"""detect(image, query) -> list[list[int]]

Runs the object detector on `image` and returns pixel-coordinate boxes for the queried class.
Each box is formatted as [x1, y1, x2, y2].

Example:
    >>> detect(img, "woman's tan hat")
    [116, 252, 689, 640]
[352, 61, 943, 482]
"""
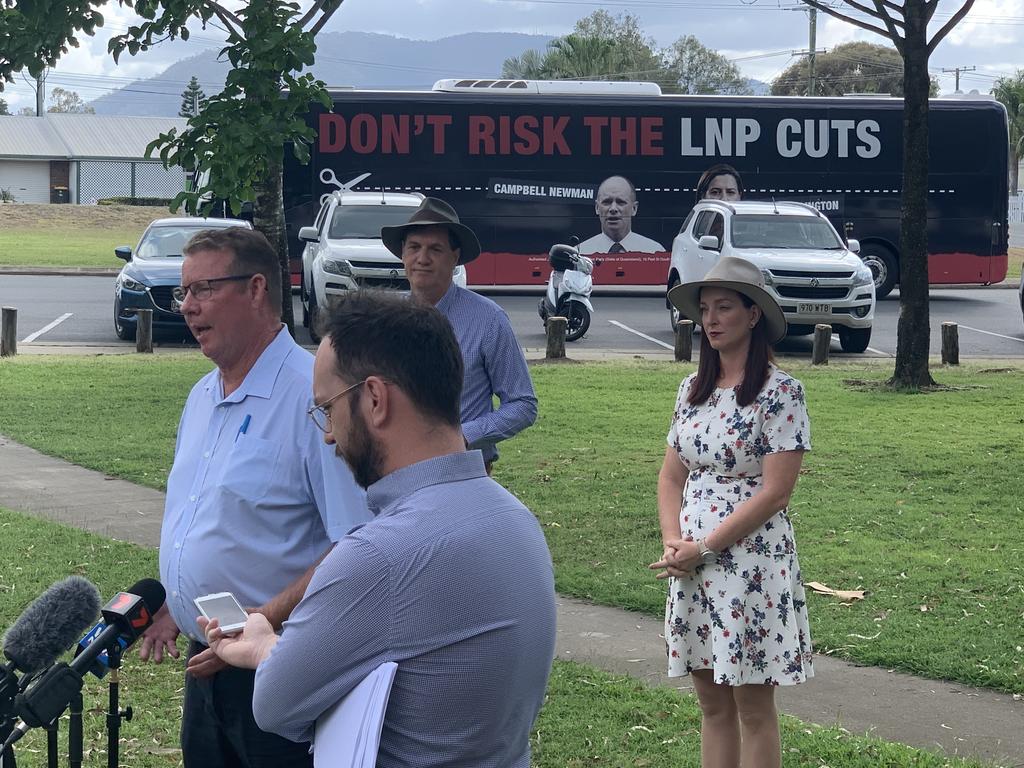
[381, 197, 481, 265]
[667, 256, 787, 343]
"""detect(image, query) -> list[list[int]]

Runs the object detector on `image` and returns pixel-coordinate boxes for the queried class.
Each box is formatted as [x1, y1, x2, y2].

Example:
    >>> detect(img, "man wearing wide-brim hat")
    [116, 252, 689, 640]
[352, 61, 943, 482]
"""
[382, 197, 537, 473]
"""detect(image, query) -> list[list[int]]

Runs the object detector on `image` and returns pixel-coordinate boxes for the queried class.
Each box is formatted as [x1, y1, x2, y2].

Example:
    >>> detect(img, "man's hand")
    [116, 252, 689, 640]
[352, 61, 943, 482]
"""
[137, 603, 181, 663]
[196, 613, 278, 671]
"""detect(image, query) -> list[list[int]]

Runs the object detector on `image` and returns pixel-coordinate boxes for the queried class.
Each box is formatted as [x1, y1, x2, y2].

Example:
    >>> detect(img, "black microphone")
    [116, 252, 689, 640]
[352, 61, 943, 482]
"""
[1, 577, 101, 718]
[3, 579, 165, 749]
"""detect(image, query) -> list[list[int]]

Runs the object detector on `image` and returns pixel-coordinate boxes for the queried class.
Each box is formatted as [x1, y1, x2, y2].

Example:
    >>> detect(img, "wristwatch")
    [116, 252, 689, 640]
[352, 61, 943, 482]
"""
[695, 538, 717, 567]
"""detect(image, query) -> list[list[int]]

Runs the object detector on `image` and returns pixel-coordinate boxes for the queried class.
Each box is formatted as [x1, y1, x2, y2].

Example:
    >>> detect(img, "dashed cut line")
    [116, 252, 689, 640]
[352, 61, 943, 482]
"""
[608, 320, 673, 350]
[957, 324, 1024, 344]
[21, 313, 74, 343]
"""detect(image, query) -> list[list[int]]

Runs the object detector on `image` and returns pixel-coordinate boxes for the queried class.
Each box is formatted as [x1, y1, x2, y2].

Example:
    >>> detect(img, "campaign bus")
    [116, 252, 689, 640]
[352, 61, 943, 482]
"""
[281, 80, 1009, 298]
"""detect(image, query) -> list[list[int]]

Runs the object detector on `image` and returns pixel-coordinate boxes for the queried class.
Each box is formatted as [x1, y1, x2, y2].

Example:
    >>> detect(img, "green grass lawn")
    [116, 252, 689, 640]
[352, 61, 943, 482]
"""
[1008, 248, 1023, 281]
[0, 229, 144, 268]
[0, 356, 1022, 697]
[0, 507, 994, 768]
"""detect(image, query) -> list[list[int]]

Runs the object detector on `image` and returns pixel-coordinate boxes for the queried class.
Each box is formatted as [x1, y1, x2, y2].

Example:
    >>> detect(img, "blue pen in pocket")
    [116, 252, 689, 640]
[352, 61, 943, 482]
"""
[236, 414, 251, 443]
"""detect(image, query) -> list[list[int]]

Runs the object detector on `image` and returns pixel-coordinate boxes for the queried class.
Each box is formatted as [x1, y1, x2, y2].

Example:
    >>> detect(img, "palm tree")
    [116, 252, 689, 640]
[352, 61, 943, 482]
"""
[992, 71, 1024, 194]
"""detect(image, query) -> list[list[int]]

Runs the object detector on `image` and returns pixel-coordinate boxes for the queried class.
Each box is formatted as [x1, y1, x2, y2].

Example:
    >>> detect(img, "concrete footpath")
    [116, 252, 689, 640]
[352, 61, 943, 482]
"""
[1, 434, 1022, 766]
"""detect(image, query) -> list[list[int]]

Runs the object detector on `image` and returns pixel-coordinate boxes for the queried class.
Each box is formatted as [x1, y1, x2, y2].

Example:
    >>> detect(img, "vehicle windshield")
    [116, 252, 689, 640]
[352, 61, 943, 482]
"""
[328, 205, 419, 240]
[731, 215, 843, 249]
[136, 226, 218, 259]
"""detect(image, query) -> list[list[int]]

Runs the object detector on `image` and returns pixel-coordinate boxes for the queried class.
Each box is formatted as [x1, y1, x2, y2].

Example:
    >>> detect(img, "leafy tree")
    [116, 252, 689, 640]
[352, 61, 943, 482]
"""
[107, 0, 348, 332]
[992, 70, 1024, 194]
[799, 0, 977, 390]
[0, 97, 8, 115]
[664, 35, 751, 95]
[16, 106, 34, 115]
[0, 0, 103, 83]
[46, 86, 94, 113]
[178, 75, 207, 118]
[501, 12, 750, 95]
[771, 41, 937, 97]
[502, 11, 668, 83]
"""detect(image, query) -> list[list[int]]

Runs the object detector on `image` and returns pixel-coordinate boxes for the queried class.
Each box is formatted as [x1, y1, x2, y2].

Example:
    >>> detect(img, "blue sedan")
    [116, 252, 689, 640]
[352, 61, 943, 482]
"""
[113, 217, 251, 340]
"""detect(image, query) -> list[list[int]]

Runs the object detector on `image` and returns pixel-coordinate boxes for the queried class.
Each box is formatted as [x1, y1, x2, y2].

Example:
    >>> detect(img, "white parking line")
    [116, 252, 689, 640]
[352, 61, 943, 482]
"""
[958, 324, 1024, 344]
[608, 320, 674, 350]
[21, 313, 74, 344]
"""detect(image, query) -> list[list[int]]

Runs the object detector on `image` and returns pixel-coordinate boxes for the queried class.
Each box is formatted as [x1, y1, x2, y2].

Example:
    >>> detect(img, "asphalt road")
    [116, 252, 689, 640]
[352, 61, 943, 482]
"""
[2, 274, 1022, 358]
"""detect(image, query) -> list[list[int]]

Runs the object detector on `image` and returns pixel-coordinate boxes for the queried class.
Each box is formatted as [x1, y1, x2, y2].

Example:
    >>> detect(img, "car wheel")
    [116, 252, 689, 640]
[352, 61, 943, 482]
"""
[308, 287, 322, 344]
[667, 275, 681, 332]
[114, 302, 135, 341]
[860, 244, 898, 299]
[838, 326, 872, 354]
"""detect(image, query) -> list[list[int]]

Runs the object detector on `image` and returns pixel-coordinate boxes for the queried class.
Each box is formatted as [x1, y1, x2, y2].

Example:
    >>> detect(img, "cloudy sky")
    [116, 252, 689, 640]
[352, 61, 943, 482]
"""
[2, 0, 1021, 112]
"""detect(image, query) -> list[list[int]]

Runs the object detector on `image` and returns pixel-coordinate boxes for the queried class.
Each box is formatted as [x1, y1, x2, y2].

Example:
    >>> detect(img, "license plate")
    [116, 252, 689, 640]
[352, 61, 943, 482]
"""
[797, 302, 831, 314]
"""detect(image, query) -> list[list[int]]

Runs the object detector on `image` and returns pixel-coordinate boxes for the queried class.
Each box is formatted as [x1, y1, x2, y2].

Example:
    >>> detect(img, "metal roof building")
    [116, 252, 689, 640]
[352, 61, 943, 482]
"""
[0, 114, 188, 204]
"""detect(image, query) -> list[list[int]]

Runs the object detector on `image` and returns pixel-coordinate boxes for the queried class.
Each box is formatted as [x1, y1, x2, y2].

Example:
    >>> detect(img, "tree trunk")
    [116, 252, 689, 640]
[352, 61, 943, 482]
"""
[253, 146, 295, 335]
[890, 0, 936, 389]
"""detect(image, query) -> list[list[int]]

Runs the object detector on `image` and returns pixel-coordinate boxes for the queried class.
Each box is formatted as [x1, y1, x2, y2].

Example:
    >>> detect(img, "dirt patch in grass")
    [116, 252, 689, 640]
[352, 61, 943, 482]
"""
[0, 202, 171, 231]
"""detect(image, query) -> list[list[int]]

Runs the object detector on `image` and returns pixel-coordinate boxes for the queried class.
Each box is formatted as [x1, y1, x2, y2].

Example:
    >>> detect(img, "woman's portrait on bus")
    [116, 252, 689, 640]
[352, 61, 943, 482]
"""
[696, 164, 744, 203]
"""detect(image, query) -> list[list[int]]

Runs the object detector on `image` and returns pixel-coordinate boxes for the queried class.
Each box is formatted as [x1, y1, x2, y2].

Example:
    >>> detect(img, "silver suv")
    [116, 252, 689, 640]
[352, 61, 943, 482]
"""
[668, 200, 876, 353]
[298, 187, 465, 340]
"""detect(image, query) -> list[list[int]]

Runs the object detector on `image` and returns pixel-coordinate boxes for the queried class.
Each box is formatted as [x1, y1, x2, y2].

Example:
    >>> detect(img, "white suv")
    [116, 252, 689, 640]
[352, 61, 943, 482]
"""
[667, 200, 876, 353]
[299, 190, 466, 339]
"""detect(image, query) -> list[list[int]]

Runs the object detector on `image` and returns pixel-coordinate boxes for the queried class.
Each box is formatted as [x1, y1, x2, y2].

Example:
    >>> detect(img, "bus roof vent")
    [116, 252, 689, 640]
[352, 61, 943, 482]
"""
[432, 79, 661, 96]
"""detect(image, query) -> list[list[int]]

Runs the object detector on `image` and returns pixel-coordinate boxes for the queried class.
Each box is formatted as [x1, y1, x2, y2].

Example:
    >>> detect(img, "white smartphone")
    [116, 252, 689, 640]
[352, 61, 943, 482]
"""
[194, 592, 249, 636]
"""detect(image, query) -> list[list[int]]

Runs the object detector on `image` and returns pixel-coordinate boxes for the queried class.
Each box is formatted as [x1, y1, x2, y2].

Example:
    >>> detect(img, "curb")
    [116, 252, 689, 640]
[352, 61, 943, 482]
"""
[0, 267, 1019, 290]
[0, 266, 121, 277]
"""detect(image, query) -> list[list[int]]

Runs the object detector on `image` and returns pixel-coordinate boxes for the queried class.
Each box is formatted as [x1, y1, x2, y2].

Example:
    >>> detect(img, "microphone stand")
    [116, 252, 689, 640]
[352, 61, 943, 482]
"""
[44, 718, 58, 768]
[105, 644, 131, 768]
[68, 692, 83, 768]
[1, 665, 20, 768]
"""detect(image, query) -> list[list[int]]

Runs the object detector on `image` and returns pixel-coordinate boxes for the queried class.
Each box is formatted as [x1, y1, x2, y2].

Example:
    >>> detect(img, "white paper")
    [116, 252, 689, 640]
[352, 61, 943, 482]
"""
[313, 662, 398, 768]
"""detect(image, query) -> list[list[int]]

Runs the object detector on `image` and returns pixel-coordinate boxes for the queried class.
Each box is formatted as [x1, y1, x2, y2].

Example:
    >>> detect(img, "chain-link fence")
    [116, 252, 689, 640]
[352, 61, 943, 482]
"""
[76, 160, 185, 205]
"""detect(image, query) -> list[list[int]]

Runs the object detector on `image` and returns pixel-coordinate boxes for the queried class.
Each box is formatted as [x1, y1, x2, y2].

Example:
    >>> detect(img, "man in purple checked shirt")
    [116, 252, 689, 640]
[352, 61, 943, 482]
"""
[381, 197, 537, 474]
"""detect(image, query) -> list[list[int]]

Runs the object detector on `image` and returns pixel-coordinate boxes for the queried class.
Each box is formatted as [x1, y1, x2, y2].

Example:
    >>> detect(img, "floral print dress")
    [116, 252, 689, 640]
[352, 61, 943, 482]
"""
[664, 365, 814, 686]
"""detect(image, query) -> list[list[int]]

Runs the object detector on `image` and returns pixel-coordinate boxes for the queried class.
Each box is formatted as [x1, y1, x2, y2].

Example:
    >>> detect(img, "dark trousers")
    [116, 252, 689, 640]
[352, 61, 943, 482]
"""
[182, 642, 312, 768]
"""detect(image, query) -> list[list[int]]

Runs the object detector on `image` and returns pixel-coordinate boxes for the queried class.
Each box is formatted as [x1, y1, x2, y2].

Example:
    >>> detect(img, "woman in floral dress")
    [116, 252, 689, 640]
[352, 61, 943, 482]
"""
[652, 256, 813, 768]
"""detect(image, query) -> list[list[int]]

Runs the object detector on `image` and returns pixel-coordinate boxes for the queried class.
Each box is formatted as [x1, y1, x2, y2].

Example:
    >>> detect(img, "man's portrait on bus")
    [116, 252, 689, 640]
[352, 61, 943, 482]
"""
[579, 175, 665, 255]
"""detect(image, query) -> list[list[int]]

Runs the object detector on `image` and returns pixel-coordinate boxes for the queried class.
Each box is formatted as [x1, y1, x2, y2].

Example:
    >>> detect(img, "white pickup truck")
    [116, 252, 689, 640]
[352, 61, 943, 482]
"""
[667, 200, 876, 353]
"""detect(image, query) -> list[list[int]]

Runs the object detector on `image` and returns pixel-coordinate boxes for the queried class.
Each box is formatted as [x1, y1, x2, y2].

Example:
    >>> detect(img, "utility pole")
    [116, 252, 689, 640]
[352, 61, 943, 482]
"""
[35, 72, 45, 116]
[808, 7, 817, 97]
[941, 66, 976, 93]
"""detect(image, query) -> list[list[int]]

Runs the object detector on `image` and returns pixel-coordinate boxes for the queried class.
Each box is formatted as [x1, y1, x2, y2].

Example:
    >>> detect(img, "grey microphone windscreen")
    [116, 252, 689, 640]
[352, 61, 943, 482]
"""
[2, 576, 102, 673]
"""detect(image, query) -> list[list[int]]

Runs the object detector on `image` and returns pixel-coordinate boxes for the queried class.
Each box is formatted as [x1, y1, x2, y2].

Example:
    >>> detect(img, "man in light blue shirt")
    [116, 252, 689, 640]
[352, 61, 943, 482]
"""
[137, 227, 369, 768]
[381, 197, 537, 472]
[199, 291, 557, 768]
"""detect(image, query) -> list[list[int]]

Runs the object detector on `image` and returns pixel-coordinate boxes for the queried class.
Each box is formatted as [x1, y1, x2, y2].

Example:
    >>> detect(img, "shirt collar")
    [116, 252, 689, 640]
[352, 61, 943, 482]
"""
[207, 324, 293, 404]
[435, 282, 460, 313]
[366, 451, 487, 517]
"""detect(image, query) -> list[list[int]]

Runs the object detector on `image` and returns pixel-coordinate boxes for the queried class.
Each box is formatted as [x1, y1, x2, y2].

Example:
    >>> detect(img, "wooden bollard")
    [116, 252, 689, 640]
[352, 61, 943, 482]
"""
[674, 319, 694, 362]
[811, 324, 831, 365]
[1, 307, 16, 357]
[136, 309, 153, 354]
[941, 322, 959, 365]
[546, 316, 567, 359]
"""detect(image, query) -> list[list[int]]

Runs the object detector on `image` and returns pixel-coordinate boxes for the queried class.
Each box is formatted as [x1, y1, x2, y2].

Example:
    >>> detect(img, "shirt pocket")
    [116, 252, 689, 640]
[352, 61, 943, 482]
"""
[217, 435, 281, 502]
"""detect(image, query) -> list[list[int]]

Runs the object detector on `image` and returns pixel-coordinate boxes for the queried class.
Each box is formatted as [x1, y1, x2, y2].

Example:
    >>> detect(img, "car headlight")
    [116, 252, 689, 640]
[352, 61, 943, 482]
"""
[760, 269, 774, 286]
[853, 261, 874, 287]
[321, 259, 352, 277]
[120, 275, 147, 291]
